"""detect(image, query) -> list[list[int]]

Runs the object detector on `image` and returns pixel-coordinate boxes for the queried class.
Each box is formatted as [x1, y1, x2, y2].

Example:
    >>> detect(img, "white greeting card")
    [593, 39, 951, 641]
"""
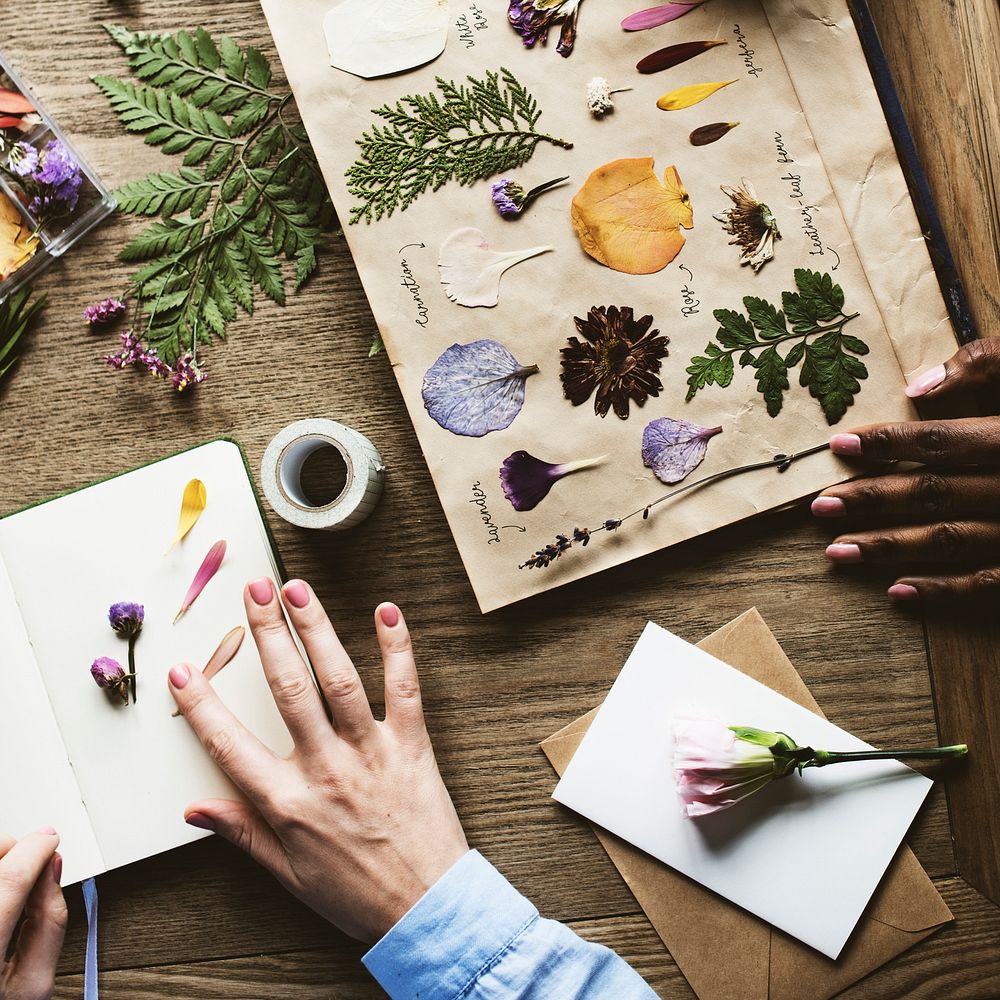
[552, 622, 932, 959]
[0, 441, 293, 885]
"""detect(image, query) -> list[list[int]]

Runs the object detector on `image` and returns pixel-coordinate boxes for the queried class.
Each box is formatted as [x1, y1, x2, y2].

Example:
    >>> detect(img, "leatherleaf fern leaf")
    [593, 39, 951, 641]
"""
[95, 25, 335, 367]
[685, 270, 868, 425]
[347, 68, 573, 224]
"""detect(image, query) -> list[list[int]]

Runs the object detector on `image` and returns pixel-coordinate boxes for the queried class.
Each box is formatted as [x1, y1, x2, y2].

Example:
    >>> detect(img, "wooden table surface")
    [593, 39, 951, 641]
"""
[3, 1, 999, 997]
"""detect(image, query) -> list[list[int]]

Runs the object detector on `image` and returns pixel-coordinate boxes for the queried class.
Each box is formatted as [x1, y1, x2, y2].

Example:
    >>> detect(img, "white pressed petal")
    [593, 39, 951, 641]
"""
[438, 228, 553, 308]
[324, 0, 450, 79]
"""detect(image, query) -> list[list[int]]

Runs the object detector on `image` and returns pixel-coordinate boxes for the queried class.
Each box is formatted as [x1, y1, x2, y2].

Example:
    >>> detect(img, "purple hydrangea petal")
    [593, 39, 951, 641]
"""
[642, 417, 722, 484]
[422, 339, 537, 437]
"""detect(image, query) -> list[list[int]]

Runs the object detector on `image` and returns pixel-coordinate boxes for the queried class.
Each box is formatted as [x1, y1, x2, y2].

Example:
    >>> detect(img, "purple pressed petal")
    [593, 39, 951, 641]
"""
[174, 539, 227, 623]
[621, 2, 702, 31]
[642, 417, 722, 484]
[422, 340, 537, 437]
[500, 451, 605, 511]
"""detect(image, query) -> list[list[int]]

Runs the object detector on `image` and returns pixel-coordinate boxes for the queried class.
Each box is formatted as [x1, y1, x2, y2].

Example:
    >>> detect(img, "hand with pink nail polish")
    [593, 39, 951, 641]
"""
[168, 579, 468, 943]
[811, 339, 1000, 601]
[0, 829, 68, 1000]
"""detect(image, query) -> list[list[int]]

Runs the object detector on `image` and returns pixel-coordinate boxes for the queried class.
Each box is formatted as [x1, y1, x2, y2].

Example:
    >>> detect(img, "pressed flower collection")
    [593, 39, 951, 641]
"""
[90, 478, 243, 709]
[334, 1, 879, 573]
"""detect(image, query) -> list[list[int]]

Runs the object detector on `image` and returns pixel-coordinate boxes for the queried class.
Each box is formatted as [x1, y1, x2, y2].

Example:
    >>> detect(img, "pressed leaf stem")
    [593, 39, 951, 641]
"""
[712, 313, 860, 358]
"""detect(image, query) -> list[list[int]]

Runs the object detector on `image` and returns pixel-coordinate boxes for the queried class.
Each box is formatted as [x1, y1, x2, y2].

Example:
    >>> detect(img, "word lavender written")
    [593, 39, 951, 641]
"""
[519, 443, 830, 569]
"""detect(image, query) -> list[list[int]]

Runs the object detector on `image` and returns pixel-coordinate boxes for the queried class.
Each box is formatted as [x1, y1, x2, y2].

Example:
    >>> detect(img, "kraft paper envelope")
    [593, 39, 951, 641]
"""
[540, 610, 952, 999]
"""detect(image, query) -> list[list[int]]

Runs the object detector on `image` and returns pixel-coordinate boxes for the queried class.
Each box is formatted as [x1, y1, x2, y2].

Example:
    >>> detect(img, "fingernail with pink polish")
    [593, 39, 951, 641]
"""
[53, 854, 63, 884]
[905, 364, 946, 399]
[169, 664, 191, 689]
[826, 543, 863, 564]
[38, 826, 57, 836]
[811, 496, 846, 517]
[888, 583, 920, 601]
[283, 580, 310, 609]
[248, 578, 273, 606]
[185, 812, 216, 832]
[830, 433, 863, 457]
[379, 603, 400, 627]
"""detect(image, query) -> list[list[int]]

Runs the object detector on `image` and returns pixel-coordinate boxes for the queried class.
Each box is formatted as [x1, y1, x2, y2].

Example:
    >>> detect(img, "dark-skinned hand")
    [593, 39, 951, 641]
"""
[812, 338, 1000, 601]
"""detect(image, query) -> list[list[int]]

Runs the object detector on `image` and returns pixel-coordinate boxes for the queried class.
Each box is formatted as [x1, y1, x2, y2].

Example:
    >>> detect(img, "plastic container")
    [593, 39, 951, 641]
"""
[0, 53, 115, 301]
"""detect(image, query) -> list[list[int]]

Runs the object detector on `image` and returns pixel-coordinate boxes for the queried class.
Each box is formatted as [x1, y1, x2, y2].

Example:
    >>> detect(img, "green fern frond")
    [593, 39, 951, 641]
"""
[0, 286, 46, 385]
[96, 25, 336, 366]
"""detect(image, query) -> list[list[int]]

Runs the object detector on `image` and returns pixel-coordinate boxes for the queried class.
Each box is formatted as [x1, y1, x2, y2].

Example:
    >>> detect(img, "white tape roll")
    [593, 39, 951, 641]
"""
[261, 418, 385, 530]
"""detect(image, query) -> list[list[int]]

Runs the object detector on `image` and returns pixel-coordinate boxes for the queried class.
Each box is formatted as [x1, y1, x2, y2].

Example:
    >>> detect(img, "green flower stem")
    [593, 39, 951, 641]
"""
[804, 744, 968, 768]
[127, 634, 137, 705]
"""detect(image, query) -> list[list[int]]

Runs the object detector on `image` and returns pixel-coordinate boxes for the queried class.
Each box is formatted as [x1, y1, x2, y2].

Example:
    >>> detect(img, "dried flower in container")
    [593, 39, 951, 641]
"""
[714, 179, 781, 272]
[561, 305, 669, 419]
[91, 657, 132, 706]
[84, 297, 127, 326]
[509, 0, 585, 57]
[500, 451, 604, 511]
[491, 177, 569, 219]
[673, 712, 969, 817]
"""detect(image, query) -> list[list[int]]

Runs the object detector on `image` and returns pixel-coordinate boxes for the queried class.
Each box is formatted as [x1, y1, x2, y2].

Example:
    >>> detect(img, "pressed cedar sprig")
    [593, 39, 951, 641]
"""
[518, 442, 830, 569]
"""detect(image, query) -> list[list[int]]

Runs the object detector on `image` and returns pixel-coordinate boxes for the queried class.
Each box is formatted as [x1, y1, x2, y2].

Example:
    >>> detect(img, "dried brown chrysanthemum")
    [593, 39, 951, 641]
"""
[714, 178, 781, 272]
[560, 305, 669, 418]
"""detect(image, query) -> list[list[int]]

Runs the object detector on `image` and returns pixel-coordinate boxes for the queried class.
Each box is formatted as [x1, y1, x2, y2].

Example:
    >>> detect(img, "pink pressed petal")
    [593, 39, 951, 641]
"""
[621, 2, 702, 32]
[173, 540, 227, 624]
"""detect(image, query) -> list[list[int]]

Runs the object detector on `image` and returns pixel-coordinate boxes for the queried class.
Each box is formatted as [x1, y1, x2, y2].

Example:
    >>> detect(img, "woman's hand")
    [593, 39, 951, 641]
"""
[0, 830, 67, 1000]
[812, 338, 1000, 600]
[168, 579, 469, 943]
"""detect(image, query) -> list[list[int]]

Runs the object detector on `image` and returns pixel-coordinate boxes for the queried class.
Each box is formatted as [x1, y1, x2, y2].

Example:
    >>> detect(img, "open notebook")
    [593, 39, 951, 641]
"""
[0, 440, 292, 885]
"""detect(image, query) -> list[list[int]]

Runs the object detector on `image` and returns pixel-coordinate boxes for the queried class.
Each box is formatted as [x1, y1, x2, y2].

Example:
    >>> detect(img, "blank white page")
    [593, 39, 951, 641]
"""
[0, 441, 294, 880]
[0, 554, 104, 884]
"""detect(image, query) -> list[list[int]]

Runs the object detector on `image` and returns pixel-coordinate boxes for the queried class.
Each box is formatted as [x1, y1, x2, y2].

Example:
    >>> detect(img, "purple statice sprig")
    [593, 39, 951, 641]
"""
[491, 176, 569, 219]
[27, 139, 83, 217]
[104, 330, 208, 392]
[84, 297, 127, 326]
[519, 442, 831, 569]
[6, 141, 39, 178]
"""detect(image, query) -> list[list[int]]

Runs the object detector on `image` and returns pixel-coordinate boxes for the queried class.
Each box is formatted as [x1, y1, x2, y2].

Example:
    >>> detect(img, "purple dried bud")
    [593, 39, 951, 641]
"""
[491, 179, 524, 218]
[108, 601, 144, 637]
[91, 656, 130, 705]
[84, 297, 127, 326]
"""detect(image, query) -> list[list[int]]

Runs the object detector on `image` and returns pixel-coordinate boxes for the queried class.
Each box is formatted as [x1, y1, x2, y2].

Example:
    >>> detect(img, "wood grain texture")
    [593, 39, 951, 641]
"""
[0, 0, 995, 997]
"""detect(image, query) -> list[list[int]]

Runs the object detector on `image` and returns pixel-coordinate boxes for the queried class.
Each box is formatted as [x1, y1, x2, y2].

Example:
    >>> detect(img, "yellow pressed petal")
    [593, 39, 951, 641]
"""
[656, 80, 737, 111]
[166, 478, 207, 552]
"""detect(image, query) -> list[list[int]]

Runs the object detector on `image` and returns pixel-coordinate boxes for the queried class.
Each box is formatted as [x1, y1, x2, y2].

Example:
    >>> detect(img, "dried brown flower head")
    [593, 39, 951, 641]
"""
[560, 305, 669, 418]
[714, 178, 781, 272]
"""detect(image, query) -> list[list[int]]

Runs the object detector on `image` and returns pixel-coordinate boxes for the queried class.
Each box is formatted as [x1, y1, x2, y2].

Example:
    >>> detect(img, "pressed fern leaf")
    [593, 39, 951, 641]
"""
[686, 270, 867, 425]
[0, 286, 46, 385]
[346, 68, 573, 224]
[97, 25, 335, 366]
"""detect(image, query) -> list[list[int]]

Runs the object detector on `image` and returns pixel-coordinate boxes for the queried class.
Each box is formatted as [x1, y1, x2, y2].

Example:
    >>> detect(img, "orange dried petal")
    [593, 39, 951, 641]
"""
[571, 157, 694, 274]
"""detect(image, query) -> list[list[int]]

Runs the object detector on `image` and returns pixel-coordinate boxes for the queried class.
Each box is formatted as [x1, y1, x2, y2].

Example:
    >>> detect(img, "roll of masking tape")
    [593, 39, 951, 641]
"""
[261, 418, 385, 530]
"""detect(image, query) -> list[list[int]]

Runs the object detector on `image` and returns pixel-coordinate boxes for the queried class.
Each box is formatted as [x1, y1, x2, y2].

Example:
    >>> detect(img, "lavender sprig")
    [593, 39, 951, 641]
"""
[519, 442, 830, 569]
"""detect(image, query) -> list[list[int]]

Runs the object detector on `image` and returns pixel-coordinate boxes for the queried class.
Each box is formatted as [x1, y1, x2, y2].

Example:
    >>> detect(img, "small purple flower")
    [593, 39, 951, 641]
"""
[104, 329, 144, 370]
[108, 601, 144, 637]
[32, 139, 82, 212]
[508, 0, 583, 57]
[7, 142, 39, 177]
[490, 176, 568, 220]
[91, 656, 130, 705]
[84, 297, 127, 326]
[492, 179, 523, 218]
[170, 353, 208, 392]
[500, 451, 604, 511]
[139, 347, 172, 380]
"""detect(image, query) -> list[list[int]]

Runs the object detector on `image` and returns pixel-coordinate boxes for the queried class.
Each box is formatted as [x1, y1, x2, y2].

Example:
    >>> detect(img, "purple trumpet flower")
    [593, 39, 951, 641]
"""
[508, 0, 584, 57]
[500, 451, 604, 512]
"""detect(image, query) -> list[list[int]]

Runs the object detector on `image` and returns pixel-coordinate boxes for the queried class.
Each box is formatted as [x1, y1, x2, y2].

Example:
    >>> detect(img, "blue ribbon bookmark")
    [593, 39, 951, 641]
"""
[82, 877, 99, 1000]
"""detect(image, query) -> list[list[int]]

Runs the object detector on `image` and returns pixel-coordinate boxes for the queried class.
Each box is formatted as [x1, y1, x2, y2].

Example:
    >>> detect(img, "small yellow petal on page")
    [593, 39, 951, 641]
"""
[167, 478, 207, 552]
[656, 80, 737, 111]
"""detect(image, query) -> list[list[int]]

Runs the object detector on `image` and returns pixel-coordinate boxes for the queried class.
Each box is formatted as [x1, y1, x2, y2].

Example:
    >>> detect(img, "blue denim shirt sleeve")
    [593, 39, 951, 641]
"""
[362, 850, 660, 1000]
